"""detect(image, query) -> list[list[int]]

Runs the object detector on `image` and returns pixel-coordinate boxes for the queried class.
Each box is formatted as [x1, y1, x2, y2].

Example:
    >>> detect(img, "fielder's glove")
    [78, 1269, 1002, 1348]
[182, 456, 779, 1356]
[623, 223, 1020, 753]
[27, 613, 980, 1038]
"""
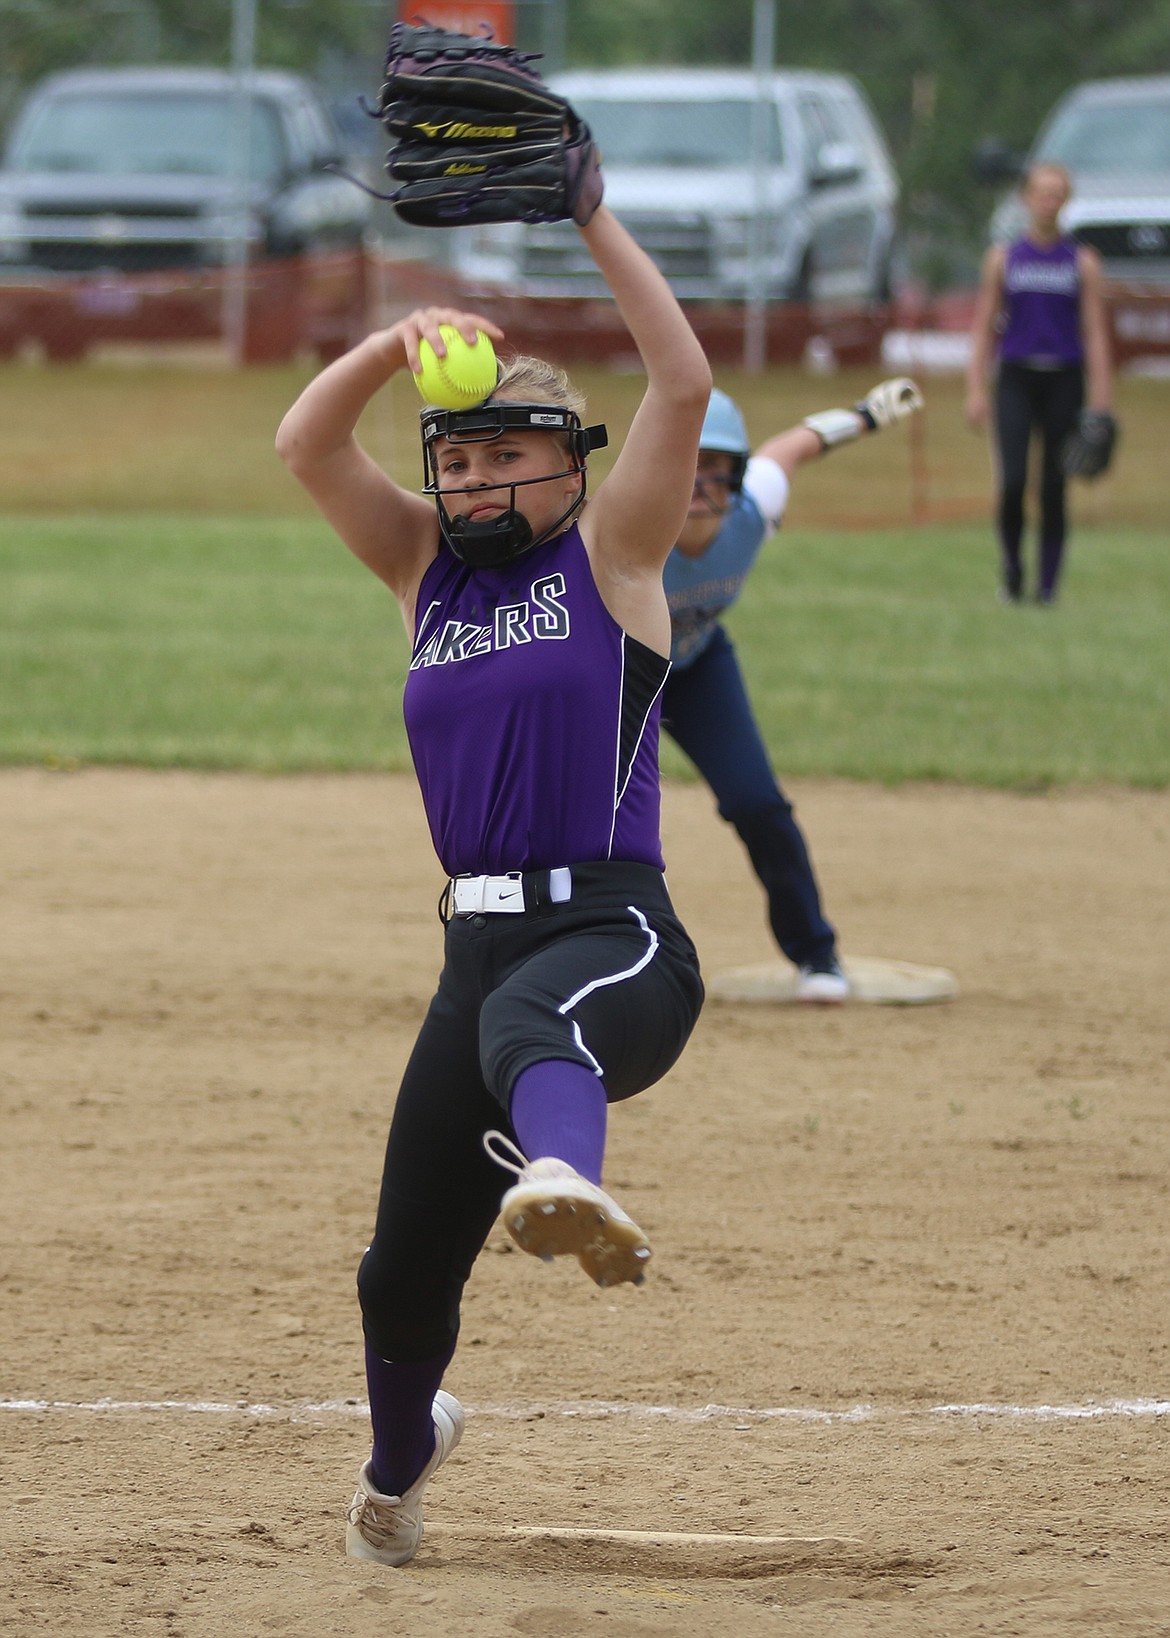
[376, 22, 603, 228]
[856, 377, 924, 431]
[1061, 409, 1118, 480]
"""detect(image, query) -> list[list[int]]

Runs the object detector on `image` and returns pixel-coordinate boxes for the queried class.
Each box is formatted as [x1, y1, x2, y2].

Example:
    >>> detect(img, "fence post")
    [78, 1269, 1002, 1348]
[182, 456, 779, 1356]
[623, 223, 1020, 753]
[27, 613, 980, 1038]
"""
[223, 0, 257, 364]
[743, 0, 775, 374]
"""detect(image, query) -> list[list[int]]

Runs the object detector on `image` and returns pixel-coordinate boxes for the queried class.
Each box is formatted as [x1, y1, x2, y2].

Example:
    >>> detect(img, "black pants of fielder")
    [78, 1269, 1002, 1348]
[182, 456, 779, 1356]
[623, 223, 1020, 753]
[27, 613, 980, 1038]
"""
[994, 361, 1084, 601]
[357, 862, 704, 1362]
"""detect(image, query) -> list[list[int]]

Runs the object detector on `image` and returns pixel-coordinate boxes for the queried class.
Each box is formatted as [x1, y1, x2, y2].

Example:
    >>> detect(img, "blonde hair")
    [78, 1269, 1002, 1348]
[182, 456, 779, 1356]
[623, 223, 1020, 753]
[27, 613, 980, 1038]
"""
[491, 352, 587, 418]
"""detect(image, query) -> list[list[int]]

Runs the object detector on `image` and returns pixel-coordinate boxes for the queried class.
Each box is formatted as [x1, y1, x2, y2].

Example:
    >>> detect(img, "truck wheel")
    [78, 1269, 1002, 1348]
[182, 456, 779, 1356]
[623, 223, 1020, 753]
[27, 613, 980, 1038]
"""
[869, 248, 895, 306]
[789, 253, 814, 305]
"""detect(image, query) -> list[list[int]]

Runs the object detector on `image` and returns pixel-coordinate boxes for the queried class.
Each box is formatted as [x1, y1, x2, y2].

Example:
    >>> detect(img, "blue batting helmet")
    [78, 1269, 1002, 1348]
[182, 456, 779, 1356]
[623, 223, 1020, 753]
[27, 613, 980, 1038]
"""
[699, 389, 750, 490]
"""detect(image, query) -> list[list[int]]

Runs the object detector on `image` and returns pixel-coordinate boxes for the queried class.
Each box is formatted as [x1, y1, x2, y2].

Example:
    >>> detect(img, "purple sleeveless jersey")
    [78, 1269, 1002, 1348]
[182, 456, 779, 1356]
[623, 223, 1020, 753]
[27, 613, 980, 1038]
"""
[999, 237, 1083, 366]
[403, 523, 670, 877]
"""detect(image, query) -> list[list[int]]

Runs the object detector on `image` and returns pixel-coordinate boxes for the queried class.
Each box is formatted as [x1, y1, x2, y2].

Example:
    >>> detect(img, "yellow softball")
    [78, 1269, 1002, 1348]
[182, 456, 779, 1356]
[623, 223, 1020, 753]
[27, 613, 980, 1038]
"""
[414, 325, 498, 409]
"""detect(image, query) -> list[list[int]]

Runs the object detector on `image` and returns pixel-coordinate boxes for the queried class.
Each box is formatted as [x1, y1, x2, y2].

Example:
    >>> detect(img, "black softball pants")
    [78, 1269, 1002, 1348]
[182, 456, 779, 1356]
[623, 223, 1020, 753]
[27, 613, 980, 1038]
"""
[994, 361, 1084, 600]
[356, 862, 704, 1361]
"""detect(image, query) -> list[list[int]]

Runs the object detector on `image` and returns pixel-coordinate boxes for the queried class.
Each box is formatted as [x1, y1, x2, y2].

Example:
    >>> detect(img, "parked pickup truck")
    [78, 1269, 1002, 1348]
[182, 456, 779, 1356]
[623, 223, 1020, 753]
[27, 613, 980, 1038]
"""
[451, 67, 901, 307]
[0, 65, 373, 362]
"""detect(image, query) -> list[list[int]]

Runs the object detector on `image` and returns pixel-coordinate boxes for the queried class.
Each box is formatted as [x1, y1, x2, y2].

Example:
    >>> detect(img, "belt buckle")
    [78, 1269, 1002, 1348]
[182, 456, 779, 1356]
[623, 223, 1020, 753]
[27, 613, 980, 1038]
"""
[483, 871, 525, 912]
[451, 871, 526, 916]
[451, 874, 484, 916]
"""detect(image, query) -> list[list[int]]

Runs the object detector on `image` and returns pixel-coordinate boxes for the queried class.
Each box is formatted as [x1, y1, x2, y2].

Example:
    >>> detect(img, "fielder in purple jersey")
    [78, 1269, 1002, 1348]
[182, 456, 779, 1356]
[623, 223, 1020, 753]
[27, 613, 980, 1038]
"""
[277, 194, 711, 1566]
[967, 163, 1113, 604]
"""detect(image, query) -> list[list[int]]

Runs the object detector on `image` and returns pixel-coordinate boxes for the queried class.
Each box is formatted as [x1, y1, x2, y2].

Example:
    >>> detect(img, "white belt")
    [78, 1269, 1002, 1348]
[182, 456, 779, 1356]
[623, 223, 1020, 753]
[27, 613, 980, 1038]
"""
[449, 867, 573, 916]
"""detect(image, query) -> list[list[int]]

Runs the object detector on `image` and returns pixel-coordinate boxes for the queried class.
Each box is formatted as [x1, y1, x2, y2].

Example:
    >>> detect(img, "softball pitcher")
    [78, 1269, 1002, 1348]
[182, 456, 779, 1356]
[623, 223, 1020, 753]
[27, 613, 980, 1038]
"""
[276, 200, 710, 1566]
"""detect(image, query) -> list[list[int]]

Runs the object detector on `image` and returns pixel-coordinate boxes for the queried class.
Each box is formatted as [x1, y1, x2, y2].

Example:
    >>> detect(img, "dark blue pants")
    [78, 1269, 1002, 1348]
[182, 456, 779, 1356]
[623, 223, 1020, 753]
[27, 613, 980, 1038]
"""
[661, 624, 837, 968]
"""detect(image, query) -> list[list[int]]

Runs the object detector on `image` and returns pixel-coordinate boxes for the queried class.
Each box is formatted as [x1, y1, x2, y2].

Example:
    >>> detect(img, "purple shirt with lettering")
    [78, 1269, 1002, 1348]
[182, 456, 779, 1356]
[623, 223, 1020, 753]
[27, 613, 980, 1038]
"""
[403, 523, 670, 877]
[999, 236, 1083, 366]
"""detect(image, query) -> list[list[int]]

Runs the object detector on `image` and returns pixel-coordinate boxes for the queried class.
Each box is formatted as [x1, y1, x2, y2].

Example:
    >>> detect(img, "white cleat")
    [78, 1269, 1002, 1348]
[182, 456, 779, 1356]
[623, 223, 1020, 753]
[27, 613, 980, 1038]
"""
[345, 1390, 464, 1567]
[797, 959, 851, 1005]
[484, 1132, 652, 1288]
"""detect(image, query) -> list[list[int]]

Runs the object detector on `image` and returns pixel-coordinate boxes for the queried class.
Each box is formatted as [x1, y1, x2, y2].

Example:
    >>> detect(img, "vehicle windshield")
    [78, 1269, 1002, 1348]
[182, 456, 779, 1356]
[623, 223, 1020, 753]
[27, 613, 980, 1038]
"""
[1039, 97, 1170, 175]
[9, 92, 287, 181]
[571, 97, 784, 167]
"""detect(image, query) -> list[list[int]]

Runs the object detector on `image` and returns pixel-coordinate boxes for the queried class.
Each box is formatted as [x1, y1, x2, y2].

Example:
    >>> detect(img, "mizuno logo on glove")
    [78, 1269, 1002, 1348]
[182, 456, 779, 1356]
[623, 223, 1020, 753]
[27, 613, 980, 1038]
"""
[417, 119, 519, 140]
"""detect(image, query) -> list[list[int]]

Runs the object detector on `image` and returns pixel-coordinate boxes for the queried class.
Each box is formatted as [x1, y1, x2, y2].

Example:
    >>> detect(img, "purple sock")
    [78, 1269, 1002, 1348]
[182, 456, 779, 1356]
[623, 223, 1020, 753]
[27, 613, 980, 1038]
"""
[1038, 536, 1066, 601]
[365, 1339, 454, 1497]
[510, 1060, 608, 1184]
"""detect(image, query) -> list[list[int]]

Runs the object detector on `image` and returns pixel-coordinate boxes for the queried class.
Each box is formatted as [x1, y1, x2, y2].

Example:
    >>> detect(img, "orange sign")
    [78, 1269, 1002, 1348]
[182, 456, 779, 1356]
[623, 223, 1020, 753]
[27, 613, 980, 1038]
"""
[397, 1, 516, 43]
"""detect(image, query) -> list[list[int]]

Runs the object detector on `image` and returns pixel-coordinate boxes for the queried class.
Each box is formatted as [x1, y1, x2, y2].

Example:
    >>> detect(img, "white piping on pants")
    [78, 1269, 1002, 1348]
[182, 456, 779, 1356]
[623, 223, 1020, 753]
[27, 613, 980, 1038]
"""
[557, 904, 660, 1076]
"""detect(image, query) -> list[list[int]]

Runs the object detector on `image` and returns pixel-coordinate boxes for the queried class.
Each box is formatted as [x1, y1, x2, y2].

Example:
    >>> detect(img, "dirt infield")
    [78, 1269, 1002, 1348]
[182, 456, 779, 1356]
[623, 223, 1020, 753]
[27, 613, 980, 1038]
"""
[3, 768, 1169, 1636]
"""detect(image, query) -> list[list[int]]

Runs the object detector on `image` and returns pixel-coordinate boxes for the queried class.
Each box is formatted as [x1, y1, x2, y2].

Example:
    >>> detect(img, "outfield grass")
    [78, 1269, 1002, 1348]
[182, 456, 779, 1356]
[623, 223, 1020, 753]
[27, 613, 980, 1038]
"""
[2, 357, 1167, 529]
[721, 522, 1169, 787]
[1, 516, 402, 772]
[4, 510, 1167, 785]
[3, 354, 1166, 782]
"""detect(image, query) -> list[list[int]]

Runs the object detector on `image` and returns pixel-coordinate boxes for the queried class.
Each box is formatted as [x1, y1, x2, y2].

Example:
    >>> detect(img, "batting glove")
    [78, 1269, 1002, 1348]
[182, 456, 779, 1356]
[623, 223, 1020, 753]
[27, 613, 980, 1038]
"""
[856, 377, 924, 430]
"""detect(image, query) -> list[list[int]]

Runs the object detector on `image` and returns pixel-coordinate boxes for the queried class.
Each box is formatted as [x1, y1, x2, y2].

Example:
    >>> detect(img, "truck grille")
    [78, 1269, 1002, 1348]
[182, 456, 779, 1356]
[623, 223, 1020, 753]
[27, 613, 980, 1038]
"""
[1075, 222, 1170, 263]
[23, 200, 203, 220]
[26, 242, 204, 273]
[519, 215, 715, 289]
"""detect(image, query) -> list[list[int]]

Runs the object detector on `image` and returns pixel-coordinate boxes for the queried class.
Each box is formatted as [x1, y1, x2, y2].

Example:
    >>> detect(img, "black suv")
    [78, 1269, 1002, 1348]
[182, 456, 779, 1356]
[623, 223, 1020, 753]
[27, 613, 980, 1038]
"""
[0, 66, 373, 362]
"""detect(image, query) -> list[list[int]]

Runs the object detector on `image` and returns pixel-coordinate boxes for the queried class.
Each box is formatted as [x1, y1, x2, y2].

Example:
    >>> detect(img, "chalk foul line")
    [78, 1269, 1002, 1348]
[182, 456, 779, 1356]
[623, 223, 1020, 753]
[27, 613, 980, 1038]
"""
[1, 1396, 1168, 1424]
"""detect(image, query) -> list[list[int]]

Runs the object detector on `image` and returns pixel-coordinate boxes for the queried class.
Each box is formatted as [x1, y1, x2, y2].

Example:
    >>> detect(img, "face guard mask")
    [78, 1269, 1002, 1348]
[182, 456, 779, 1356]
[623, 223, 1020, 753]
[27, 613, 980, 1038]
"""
[690, 462, 746, 517]
[688, 468, 734, 511]
[421, 403, 609, 569]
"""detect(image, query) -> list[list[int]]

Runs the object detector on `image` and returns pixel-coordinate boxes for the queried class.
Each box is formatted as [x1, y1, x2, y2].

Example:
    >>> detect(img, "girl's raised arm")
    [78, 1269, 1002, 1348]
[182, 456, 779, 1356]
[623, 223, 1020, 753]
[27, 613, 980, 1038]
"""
[276, 308, 504, 607]
[577, 207, 712, 578]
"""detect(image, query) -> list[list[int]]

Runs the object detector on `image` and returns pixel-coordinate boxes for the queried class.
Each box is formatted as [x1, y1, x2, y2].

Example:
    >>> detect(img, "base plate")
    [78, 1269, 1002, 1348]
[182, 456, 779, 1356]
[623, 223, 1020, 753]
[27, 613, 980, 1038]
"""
[708, 954, 958, 1006]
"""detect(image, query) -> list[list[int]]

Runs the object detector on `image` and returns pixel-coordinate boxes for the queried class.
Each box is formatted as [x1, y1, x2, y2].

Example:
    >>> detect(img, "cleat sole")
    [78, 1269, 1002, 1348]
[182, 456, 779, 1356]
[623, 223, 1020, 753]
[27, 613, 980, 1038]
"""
[501, 1177, 651, 1287]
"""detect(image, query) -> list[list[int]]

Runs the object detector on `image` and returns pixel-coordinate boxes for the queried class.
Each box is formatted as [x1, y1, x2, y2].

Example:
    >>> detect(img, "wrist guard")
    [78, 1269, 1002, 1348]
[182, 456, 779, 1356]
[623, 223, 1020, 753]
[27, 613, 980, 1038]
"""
[802, 408, 864, 449]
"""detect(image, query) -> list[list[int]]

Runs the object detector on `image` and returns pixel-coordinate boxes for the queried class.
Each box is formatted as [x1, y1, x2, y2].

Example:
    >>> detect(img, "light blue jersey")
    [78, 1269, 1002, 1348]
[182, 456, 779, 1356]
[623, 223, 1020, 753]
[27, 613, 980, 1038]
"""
[662, 458, 790, 668]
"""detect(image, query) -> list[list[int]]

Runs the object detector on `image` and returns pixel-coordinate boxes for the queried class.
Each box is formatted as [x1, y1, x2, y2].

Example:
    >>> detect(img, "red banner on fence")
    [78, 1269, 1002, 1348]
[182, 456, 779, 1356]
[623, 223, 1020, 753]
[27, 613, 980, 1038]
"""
[396, 0, 515, 41]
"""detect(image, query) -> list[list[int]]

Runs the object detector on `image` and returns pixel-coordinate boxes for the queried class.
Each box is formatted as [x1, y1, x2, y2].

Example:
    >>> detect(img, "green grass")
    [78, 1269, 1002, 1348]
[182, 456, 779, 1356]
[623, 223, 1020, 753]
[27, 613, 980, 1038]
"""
[2, 358, 1167, 530]
[711, 523, 1170, 787]
[2, 354, 1167, 782]
[4, 511, 1167, 785]
[1, 515, 408, 770]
